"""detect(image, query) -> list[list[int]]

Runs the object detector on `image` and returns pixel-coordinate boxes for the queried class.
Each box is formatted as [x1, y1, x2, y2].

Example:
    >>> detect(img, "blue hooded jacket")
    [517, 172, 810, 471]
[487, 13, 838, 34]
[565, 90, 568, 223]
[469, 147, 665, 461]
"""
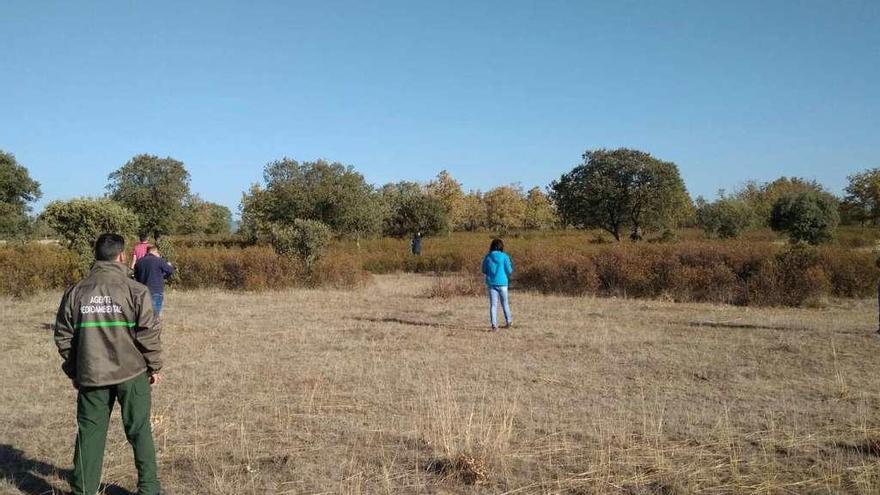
[482, 251, 513, 287]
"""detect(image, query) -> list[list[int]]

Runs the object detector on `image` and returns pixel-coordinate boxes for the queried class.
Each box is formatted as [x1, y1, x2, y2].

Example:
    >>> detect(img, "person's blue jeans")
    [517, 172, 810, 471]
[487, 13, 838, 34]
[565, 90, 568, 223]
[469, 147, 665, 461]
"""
[488, 285, 512, 329]
[151, 293, 164, 317]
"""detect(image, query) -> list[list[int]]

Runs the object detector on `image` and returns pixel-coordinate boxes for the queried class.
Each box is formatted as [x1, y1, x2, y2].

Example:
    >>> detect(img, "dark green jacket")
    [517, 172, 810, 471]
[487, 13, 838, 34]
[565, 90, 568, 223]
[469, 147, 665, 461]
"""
[54, 261, 162, 387]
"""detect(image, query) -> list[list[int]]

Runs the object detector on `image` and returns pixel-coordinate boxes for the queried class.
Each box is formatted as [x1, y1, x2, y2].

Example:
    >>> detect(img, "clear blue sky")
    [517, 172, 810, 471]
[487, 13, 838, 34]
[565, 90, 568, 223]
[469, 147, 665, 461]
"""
[2, 0, 877, 216]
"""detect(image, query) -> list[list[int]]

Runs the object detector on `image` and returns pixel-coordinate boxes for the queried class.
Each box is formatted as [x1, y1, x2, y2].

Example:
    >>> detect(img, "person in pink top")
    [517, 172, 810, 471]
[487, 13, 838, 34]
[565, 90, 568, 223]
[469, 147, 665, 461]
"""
[130, 234, 151, 270]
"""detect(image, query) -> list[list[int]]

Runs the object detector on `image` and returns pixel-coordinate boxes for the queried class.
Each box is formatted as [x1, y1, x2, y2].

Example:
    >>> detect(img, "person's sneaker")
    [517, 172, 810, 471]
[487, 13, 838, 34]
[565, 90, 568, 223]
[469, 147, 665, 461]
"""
[503, 323, 512, 329]
[490, 326, 498, 332]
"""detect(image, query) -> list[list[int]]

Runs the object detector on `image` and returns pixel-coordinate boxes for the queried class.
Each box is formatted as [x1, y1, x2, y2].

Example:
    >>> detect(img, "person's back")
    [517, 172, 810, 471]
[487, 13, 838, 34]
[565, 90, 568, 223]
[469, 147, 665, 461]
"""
[130, 237, 150, 269]
[134, 248, 175, 316]
[134, 253, 174, 295]
[411, 233, 422, 255]
[481, 239, 514, 331]
[59, 261, 160, 386]
[54, 233, 163, 495]
[482, 250, 513, 287]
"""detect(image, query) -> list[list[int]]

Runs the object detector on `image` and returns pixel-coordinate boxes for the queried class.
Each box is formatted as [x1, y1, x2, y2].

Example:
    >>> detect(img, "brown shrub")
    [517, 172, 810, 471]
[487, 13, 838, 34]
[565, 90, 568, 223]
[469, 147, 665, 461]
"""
[427, 274, 485, 299]
[668, 263, 740, 304]
[175, 246, 368, 291]
[747, 247, 832, 307]
[0, 244, 79, 297]
[2, 232, 876, 307]
[817, 248, 878, 298]
[516, 256, 599, 296]
[308, 251, 371, 289]
[513, 242, 873, 307]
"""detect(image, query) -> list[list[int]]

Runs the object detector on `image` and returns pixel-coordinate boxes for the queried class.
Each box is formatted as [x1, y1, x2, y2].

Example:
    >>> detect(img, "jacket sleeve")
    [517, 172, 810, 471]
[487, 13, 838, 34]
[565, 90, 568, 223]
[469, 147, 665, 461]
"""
[481, 256, 489, 276]
[54, 286, 78, 380]
[505, 255, 514, 276]
[133, 288, 163, 373]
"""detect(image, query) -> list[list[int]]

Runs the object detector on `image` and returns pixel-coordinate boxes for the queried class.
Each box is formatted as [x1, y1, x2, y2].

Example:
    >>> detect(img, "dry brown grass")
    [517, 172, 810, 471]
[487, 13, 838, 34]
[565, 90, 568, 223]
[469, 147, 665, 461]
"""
[2, 274, 880, 494]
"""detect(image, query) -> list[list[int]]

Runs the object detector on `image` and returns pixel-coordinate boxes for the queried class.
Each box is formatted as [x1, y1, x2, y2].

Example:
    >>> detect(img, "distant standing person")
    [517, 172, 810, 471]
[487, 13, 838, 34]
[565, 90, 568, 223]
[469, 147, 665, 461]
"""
[482, 238, 513, 331]
[130, 233, 151, 270]
[411, 232, 422, 256]
[54, 233, 164, 495]
[134, 245, 175, 316]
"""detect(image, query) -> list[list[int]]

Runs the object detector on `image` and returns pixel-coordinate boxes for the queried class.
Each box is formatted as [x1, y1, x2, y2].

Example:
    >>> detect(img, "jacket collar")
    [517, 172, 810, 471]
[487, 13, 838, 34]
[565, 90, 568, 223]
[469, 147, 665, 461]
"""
[90, 260, 130, 276]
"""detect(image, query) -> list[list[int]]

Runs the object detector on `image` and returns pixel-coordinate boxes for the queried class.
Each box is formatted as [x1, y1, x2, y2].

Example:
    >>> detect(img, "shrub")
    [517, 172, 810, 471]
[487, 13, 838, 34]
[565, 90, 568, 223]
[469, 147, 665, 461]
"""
[817, 248, 878, 298]
[427, 274, 485, 298]
[2, 231, 876, 307]
[308, 251, 370, 289]
[0, 244, 79, 297]
[174, 246, 368, 291]
[270, 219, 333, 272]
[770, 191, 840, 245]
[696, 197, 755, 239]
[834, 227, 879, 249]
[517, 255, 599, 296]
[748, 246, 831, 306]
[41, 198, 139, 274]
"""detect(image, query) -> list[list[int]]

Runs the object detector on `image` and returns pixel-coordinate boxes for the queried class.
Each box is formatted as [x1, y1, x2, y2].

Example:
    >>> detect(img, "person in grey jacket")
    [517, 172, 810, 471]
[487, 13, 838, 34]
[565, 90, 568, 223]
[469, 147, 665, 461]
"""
[54, 233, 164, 495]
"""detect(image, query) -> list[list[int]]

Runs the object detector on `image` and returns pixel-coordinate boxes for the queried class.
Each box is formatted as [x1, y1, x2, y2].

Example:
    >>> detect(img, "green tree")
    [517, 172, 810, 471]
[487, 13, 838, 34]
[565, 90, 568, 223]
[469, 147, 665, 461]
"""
[841, 168, 880, 226]
[270, 218, 333, 272]
[380, 182, 448, 237]
[523, 187, 558, 230]
[695, 195, 756, 239]
[0, 151, 42, 238]
[179, 195, 232, 235]
[458, 191, 487, 231]
[241, 158, 385, 243]
[426, 170, 465, 232]
[41, 198, 139, 273]
[484, 185, 526, 232]
[736, 177, 826, 226]
[770, 191, 840, 245]
[107, 154, 191, 238]
[550, 148, 691, 241]
[239, 184, 274, 243]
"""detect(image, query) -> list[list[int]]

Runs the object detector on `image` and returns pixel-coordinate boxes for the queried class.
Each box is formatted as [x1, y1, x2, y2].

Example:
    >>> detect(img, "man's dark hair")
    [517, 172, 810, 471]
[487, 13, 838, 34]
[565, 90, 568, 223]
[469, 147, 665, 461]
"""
[489, 238, 504, 252]
[139, 233, 148, 242]
[94, 233, 126, 261]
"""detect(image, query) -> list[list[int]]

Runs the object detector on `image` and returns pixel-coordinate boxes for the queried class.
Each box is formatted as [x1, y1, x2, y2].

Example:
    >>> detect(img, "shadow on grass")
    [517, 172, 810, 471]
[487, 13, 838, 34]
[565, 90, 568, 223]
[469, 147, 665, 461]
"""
[0, 444, 134, 495]
[350, 316, 492, 332]
[686, 320, 869, 335]
[834, 439, 880, 457]
[686, 321, 796, 331]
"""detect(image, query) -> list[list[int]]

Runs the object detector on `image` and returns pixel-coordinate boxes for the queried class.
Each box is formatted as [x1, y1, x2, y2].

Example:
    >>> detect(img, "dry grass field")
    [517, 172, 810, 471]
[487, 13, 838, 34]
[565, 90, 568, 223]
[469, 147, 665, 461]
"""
[2, 274, 880, 494]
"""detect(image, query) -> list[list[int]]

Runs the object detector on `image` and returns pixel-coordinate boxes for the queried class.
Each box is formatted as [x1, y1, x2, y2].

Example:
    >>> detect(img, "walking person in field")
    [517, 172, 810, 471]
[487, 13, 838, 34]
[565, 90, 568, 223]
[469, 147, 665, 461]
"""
[130, 233, 151, 270]
[411, 231, 423, 256]
[134, 245, 175, 317]
[54, 233, 165, 495]
[482, 238, 513, 331]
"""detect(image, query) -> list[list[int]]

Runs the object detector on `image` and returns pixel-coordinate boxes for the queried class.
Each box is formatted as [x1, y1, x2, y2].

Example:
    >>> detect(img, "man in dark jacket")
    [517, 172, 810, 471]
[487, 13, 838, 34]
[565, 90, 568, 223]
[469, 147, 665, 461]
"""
[54, 233, 164, 495]
[411, 232, 422, 256]
[134, 245, 175, 316]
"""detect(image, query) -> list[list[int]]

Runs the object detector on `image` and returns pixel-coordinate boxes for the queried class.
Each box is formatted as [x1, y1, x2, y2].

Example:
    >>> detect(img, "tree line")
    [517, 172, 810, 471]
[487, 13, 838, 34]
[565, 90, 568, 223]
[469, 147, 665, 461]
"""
[1, 148, 878, 251]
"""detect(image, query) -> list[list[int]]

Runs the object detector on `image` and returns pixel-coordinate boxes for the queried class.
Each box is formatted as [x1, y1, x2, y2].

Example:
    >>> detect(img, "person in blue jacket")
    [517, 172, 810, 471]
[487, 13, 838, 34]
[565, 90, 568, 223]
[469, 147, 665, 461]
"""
[133, 245, 175, 316]
[482, 238, 513, 331]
